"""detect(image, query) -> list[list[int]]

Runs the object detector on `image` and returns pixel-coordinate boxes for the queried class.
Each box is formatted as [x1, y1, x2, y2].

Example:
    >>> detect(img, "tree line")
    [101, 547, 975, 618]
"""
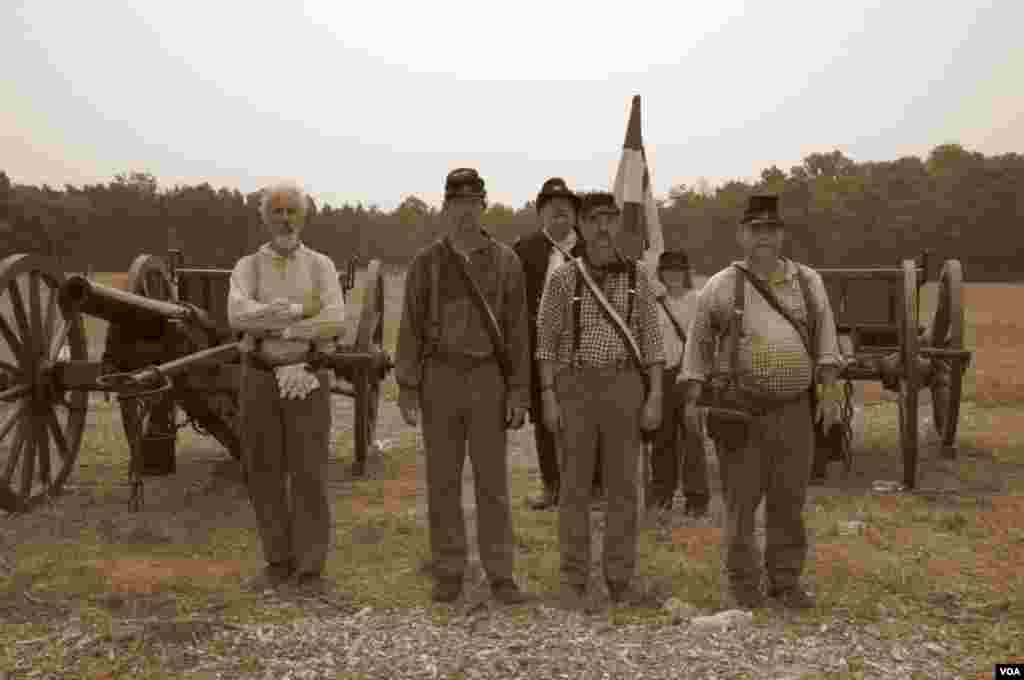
[1, 143, 1021, 280]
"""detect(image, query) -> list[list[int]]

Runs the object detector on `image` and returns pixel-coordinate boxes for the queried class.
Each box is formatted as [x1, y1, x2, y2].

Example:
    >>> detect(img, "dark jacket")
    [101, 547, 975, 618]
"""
[512, 228, 585, 344]
[394, 232, 531, 410]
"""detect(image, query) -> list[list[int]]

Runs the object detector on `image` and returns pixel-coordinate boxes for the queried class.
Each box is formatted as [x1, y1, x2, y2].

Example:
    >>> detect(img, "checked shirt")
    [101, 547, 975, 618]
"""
[535, 260, 665, 369]
[681, 259, 841, 399]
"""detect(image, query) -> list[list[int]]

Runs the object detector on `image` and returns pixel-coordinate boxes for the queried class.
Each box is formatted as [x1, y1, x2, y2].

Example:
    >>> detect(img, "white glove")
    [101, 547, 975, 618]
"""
[274, 363, 320, 400]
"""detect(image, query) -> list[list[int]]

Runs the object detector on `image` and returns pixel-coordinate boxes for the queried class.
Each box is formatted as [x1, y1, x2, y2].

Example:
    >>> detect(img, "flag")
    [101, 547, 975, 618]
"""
[612, 95, 664, 288]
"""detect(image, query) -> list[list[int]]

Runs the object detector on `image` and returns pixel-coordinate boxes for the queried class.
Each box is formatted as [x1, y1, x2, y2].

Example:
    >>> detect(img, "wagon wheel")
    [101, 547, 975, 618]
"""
[120, 255, 182, 472]
[898, 260, 920, 490]
[927, 260, 965, 459]
[0, 254, 88, 513]
[350, 259, 386, 477]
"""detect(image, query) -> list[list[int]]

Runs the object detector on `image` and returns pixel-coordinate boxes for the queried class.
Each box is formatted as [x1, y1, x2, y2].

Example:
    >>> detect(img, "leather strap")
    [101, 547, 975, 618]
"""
[443, 237, 510, 387]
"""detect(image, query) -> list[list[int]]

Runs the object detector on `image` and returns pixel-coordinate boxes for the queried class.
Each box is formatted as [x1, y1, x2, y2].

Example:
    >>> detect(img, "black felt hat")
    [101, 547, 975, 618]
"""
[658, 250, 690, 270]
[578, 191, 620, 217]
[536, 177, 580, 213]
[741, 194, 784, 225]
[444, 168, 486, 201]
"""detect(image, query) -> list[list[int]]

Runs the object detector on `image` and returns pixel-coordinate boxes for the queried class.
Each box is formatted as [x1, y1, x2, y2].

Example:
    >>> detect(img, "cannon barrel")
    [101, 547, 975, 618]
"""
[60, 275, 216, 331]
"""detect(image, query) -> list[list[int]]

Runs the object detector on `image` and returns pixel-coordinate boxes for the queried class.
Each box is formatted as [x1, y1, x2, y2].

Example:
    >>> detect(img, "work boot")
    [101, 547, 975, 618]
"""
[684, 495, 709, 518]
[242, 561, 294, 592]
[431, 577, 463, 603]
[607, 580, 635, 604]
[294, 572, 329, 595]
[559, 583, 587, 611]
[768, 585, 816, 610]
[527, 486, 558, 510]
[491, 579, 533, 605]
[720, 586, 764, 610]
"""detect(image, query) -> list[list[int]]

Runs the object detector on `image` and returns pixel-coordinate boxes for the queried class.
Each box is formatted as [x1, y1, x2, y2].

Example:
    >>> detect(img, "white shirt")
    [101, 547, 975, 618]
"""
[228, 243, 346, 361]
[543, 228, 577, 283]
[657, 290, 698, 369]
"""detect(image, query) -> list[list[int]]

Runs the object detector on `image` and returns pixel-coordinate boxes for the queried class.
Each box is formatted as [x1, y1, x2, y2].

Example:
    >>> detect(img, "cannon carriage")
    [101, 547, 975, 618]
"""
[0, 249, 390, 513]
[812, 251, 972, 489]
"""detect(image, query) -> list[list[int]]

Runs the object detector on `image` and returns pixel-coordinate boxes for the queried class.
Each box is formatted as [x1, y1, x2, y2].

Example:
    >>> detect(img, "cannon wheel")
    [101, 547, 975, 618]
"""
[0, 254, 88, 512]
[928, 260, 966, 459]
[898, 259, 921, 489]
[349, 259, 386, 477]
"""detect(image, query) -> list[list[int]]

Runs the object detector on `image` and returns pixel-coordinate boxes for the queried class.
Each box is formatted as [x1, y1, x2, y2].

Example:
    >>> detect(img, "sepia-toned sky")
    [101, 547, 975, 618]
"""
[2, 1, 1021, 211]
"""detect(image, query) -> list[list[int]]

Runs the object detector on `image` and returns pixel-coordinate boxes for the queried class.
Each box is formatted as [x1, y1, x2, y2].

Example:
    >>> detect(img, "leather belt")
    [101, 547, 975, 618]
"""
[427, 350, 497, 370]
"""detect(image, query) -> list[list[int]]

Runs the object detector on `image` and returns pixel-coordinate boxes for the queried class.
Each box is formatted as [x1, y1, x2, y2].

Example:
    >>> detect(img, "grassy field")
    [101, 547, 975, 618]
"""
[0, 266, 1022, 678]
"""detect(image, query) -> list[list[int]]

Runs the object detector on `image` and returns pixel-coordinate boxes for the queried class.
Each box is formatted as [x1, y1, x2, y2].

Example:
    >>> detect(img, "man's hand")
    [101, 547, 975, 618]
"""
[399, 388, 420, 427]
[506, 405, 526, 430]
[541, 390, 562, 435]
[641, 392, 663, 432]
[815, 381, 843, 432]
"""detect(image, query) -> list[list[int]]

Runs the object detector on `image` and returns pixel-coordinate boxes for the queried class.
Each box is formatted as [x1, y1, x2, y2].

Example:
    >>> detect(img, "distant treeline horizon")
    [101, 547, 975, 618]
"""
[2, 143, 1022, 280]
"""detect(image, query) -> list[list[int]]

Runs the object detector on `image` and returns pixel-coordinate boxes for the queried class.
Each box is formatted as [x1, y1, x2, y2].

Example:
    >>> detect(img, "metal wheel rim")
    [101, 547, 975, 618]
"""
[900, 259, 920, 490]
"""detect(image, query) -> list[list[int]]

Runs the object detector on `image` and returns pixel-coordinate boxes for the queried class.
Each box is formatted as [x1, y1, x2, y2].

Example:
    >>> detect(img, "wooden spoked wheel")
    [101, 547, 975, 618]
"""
[350, 259, 386, 477]
[898, 260, 921, 490]
[127, 254, 177, 303]
[928, 260, 966, 458]
[0, 254, 88, 512]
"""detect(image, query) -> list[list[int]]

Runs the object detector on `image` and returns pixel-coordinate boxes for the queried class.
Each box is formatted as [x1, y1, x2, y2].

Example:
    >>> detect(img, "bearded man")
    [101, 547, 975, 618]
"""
[535, 190, 664, 608]
[228, 182, 346, 593]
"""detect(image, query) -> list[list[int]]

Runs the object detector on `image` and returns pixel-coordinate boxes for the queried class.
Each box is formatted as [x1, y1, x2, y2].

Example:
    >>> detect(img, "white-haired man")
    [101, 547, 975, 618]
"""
[228, 182, 346, 593]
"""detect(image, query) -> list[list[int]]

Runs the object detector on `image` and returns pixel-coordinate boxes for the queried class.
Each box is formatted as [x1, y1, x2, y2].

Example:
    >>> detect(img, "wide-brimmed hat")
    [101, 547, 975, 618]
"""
[536, 177, 581, 213]
[741, 194, 784, 226]
[444, 168, 486, 201]
[578, 191, 619, 217]
[658, 250, 690, 270]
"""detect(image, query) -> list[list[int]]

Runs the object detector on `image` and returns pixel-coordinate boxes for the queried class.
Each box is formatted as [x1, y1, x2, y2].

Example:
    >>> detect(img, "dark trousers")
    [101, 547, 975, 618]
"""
[529, 381, 603, 496]
[421, 357, 515, 583]
[556, 366, 644, 588]
[715, 395, 815, 593]
[650, 367, 710, 506]
[239, 363, 332, 576]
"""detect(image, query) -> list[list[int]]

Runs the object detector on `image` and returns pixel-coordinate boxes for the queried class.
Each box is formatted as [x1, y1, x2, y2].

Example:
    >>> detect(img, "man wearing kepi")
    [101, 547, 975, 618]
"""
[228, 182, 346, 593]
[394, 168, 532, 605]
[681, 194, 842, 609]
[535, 190, 664, 607]
[512, 177, 603, 511]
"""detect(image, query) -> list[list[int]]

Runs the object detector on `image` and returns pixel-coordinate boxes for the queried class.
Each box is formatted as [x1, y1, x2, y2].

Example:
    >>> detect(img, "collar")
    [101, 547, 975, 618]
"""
[446, 229, 493, 257]
[259, 242, 307, 260]
[734, 257, 795, 285]
[542, 227, 577, 254]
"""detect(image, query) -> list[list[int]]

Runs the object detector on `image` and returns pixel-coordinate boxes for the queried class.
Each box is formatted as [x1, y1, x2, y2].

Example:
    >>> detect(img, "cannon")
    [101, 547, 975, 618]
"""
[0, 250, 390, 513]
[812, 251, 973, 489]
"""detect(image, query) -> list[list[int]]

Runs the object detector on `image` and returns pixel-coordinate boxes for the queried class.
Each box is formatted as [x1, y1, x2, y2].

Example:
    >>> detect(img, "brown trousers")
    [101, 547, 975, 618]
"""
[421, 357, 515, 583]
[555, 365, 644, 588]
[714, 394, 815, 593]
[650, 367, 710, 506]
[239, 363, 332, 575]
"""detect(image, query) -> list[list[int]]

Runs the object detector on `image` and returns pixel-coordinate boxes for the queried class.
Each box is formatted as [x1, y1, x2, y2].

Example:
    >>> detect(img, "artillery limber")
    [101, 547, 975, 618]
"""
[0, 249, 390, 513]
[812, 251, 972, 490]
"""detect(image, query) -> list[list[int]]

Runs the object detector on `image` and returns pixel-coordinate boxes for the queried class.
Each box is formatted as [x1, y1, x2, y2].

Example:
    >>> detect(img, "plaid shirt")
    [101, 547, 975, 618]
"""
[535, 259, 665, 368]
[682, 259, 841, 399]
